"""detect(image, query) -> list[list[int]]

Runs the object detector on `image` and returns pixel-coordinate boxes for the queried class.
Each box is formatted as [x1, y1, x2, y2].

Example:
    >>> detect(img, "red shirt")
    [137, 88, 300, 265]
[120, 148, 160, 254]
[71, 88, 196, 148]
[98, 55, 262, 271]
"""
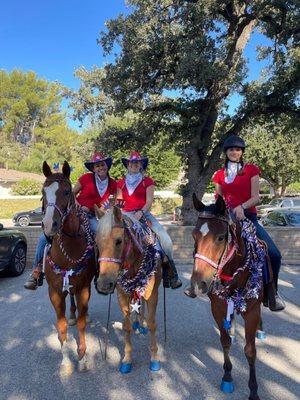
[212, 164, 260, 213]
[76, 173, 117, 211]
[117, 176, 155, 212]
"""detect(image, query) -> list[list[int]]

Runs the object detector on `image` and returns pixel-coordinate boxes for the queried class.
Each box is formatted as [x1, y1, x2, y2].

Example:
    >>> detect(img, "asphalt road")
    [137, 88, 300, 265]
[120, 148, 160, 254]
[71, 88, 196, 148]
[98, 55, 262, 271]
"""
[0, 264, 299, 400]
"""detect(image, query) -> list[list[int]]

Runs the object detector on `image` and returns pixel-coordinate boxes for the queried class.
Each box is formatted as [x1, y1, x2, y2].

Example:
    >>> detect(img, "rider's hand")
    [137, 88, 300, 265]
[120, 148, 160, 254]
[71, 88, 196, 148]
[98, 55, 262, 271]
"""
[134, 210, 143, 220]
[233, 205, 245, 220]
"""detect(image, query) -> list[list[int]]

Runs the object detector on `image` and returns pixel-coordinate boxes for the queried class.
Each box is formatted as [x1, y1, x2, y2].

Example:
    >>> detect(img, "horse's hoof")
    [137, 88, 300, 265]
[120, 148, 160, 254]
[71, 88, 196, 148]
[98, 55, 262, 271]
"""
[230, 335, 236, 344]
[68, 318, 77, 326]
[119, 362, 132, 374]
[256, 330, 266, 340]
[78, 354, 89, 372]
[220, 380, 234, 393]
[60, 362, 73, 378]
[150, 360, 161, 371]
[139, 326, 149, 335]
[132, 321, 140, 330]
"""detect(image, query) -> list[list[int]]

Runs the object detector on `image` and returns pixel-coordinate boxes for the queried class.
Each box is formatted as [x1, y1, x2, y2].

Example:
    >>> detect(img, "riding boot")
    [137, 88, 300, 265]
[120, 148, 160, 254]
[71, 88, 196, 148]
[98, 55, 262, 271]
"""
[24, 265, 44, 290]
[263, 281, 285, 311]
[162, 257, 182, 289]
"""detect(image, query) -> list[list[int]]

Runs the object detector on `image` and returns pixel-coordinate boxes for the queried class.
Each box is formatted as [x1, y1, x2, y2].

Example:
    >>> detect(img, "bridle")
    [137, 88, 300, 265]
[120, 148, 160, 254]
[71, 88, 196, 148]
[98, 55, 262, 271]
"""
[194, 211, 235, 282]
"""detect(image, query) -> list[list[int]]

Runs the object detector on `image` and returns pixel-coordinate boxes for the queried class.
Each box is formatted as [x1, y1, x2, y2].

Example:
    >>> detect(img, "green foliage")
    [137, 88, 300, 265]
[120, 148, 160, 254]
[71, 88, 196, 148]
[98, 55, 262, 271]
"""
[151, 197, 182, 216]
[286, 182, 300, 196]
[243, 117, 300, 195]
[0, 69, 79, 175]
[11, 179, 42, 195]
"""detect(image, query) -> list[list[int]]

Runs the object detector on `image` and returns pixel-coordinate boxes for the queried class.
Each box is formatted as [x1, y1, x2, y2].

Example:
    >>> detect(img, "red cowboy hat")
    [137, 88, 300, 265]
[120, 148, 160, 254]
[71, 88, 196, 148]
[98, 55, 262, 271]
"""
[84, 152, 113, 172]
[121, 151, 148, 170]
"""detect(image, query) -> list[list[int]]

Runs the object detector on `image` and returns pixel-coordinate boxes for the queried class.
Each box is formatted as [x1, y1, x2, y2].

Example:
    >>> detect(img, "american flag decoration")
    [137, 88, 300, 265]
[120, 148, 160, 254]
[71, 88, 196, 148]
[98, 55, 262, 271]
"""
[116, 199, 125, 209]
[102, 199, 110, 210]
[53, 162, 59, 172]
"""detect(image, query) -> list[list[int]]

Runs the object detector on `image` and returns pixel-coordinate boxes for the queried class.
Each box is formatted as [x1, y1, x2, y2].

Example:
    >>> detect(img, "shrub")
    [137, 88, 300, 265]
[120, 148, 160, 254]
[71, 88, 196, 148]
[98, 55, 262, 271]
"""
[151, 197, 182, 215]
[11, 179, 42, 195]
[286, 182, 300, 196]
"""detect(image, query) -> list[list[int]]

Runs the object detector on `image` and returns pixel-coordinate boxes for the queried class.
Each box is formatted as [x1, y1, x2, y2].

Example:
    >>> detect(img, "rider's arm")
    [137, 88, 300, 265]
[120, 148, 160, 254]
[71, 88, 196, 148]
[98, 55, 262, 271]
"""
[141, 185, 154, 213]
[240, 175, 260, 210]
[215, 183, 222, 196]
[73, 182, 82, 196]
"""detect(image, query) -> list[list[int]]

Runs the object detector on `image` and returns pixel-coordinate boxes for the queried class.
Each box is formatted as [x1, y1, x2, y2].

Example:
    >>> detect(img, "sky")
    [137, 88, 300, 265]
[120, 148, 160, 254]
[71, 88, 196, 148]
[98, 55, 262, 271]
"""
[1, 0, 271, 130]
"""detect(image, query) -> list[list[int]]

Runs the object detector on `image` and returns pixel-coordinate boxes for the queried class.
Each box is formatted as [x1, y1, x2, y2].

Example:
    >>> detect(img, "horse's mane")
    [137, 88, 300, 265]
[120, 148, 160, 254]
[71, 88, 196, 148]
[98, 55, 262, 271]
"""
[97, 209, 114, 238]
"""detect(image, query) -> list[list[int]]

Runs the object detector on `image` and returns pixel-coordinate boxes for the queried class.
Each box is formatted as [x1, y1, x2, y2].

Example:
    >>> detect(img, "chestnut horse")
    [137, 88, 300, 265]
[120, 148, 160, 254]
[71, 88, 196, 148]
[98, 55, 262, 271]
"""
[189, 194, 263, 400]
[94, 206, 162, 373]
[42, 161, 95, 377]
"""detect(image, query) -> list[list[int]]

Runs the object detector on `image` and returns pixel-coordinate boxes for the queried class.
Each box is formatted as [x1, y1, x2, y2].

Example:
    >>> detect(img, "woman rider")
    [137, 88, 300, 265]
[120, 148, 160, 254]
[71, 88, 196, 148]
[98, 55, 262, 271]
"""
[212, 135, 285, 311]
[116, 151, 182, 289]
[24, 152, 117, 290]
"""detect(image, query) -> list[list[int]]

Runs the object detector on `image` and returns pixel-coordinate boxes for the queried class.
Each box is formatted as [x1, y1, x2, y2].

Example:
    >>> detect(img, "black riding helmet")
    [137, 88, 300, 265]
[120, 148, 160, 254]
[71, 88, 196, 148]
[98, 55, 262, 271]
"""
[223, 135, 246, 152]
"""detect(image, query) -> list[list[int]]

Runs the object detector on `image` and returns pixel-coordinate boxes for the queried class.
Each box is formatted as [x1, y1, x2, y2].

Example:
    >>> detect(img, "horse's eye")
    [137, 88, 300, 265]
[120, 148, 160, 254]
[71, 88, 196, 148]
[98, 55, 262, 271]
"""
[218, 235, 225, 242]
[64, 190, 70, 196]
[116, 238, 122, 246]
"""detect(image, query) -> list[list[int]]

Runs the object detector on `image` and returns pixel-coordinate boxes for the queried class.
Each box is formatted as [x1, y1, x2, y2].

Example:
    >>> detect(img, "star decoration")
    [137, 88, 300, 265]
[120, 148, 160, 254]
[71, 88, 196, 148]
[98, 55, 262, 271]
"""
[130, 301, 141, 314]
[63, 284, 73, 293]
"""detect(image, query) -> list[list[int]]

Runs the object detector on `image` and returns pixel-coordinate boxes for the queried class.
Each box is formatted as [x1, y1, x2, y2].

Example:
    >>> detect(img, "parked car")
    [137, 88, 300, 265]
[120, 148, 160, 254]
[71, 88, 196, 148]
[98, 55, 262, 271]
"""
[0, 223, 27, 276]
[261, 208, 300, 227]
[257, 197, 300, 218]
[13, 207, 43, 227]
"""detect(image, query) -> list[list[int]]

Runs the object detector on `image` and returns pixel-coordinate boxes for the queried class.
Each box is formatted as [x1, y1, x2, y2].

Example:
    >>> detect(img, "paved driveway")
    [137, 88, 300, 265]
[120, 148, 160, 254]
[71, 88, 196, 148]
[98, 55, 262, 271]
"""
[0, 264, 299, 400]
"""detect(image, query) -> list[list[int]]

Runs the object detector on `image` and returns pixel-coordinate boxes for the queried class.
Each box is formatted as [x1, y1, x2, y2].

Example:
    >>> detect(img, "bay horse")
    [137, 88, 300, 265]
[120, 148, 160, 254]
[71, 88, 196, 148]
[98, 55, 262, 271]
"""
[188, 194, 263, 400]
[94, 205, 162, 373]
[42, 161, 96, 377]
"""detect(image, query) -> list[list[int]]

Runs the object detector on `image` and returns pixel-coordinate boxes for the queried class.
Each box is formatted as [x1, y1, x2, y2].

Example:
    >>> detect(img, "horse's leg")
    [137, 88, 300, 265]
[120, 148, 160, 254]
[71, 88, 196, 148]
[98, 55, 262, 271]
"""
[75, 286, 90, 371]
[117, 289, 132, 373]
[146, 286, 160, 371]
[48, 286, 72, 377]
[243, 303, 261, 400]
[68, 294, 77, 326]
[229, 312, 236, 344]
[256, 316, 266, 340]
[211, 300, 234, 392]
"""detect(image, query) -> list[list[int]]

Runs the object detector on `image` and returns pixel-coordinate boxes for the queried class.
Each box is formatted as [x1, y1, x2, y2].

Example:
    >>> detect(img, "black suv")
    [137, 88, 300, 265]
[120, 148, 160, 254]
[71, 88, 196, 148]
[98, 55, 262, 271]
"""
[0, 223, 27, 276]
[13, 207, 43, 227]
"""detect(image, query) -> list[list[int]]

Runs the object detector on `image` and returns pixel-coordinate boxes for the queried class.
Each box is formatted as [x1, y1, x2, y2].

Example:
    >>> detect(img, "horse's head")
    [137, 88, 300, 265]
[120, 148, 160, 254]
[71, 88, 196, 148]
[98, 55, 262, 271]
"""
[94, 206, 125, 295]
[190, 194, 228, 296]
[41, 161, 73, 237]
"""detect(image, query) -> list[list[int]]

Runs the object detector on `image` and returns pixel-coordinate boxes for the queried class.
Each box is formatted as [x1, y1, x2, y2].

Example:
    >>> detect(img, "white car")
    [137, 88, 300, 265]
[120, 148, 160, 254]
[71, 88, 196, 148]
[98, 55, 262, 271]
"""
[257, 197, 300, 218]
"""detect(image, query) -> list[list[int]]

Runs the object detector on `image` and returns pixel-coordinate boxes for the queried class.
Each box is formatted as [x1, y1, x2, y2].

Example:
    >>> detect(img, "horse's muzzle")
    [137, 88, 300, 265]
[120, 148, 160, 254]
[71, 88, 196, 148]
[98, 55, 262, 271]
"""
[96, 276, 116, 295]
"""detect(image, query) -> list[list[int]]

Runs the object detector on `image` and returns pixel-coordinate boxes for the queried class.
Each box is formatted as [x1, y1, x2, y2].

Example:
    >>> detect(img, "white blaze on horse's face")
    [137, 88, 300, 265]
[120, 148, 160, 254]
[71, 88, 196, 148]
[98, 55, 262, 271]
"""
[43, 182, 59, 236]
[200, 222, 210, 237]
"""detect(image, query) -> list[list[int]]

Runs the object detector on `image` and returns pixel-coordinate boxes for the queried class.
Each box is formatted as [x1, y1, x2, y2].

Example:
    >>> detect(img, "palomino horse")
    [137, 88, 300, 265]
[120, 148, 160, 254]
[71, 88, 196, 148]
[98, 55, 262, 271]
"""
[94, 205, 162, 373]
[42, 161, 95, 377]
[189, 194, 263, 400]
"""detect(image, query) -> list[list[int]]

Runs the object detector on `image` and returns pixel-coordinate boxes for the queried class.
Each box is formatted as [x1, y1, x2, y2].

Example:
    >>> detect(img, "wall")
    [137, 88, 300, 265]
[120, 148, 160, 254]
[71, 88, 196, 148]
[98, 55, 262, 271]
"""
[17, 225, 300, 267]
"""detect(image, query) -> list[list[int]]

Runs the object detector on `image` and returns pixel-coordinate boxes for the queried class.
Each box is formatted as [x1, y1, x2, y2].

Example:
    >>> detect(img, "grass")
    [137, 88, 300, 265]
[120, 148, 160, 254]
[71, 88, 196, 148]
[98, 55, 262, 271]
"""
[0, 199, 41, 219]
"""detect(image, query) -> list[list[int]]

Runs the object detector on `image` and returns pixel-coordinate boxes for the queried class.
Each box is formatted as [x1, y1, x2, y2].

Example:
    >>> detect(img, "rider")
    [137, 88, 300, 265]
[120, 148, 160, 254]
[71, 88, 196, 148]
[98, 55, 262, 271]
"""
[116, 151, 182, 289]
[24, 152, 117, 290]
[212, 135, 285, 311]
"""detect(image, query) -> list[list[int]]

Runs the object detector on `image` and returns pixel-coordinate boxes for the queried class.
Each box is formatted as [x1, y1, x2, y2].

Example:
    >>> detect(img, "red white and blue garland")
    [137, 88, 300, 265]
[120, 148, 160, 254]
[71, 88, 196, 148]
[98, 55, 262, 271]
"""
[213, 218, 265, 314]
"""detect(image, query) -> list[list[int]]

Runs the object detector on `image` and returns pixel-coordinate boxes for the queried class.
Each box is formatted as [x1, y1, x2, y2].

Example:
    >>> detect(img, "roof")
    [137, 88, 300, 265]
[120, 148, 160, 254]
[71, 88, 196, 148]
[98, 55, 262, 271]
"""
[0, 169, 44, 183]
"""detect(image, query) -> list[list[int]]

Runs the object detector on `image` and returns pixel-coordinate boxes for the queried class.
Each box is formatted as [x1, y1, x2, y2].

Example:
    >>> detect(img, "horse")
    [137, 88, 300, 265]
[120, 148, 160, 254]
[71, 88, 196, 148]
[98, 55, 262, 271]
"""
[94, 205, 162, 373]
[41, 161, 96, 377]
[188, 194, 263, 400]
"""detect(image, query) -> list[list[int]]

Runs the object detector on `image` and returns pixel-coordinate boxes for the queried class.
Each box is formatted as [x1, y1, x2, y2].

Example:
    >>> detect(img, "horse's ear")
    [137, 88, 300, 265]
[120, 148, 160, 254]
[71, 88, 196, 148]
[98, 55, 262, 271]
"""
[43, 161, 52, 178]
[94, 204, 105, 219]
[113, 205, 122, 223]
[192, 193, 205, 212]
[215, 195, 226, 215]
[62, 161, 71, 179]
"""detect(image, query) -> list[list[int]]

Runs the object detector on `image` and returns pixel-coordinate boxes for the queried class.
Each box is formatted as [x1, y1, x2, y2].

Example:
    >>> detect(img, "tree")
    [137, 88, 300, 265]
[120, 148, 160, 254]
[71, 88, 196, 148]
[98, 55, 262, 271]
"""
[244, 118, 300, 196]
[70, 1, 300, 223]
[0, 69, 79, 173]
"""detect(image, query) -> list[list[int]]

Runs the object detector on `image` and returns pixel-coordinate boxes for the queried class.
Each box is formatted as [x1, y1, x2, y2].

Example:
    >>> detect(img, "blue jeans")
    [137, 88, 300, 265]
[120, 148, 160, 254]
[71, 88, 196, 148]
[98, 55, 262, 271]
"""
[245, 211, 281, 287]
[32, 212, 98, 269]
[122, 211, 174, 261]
